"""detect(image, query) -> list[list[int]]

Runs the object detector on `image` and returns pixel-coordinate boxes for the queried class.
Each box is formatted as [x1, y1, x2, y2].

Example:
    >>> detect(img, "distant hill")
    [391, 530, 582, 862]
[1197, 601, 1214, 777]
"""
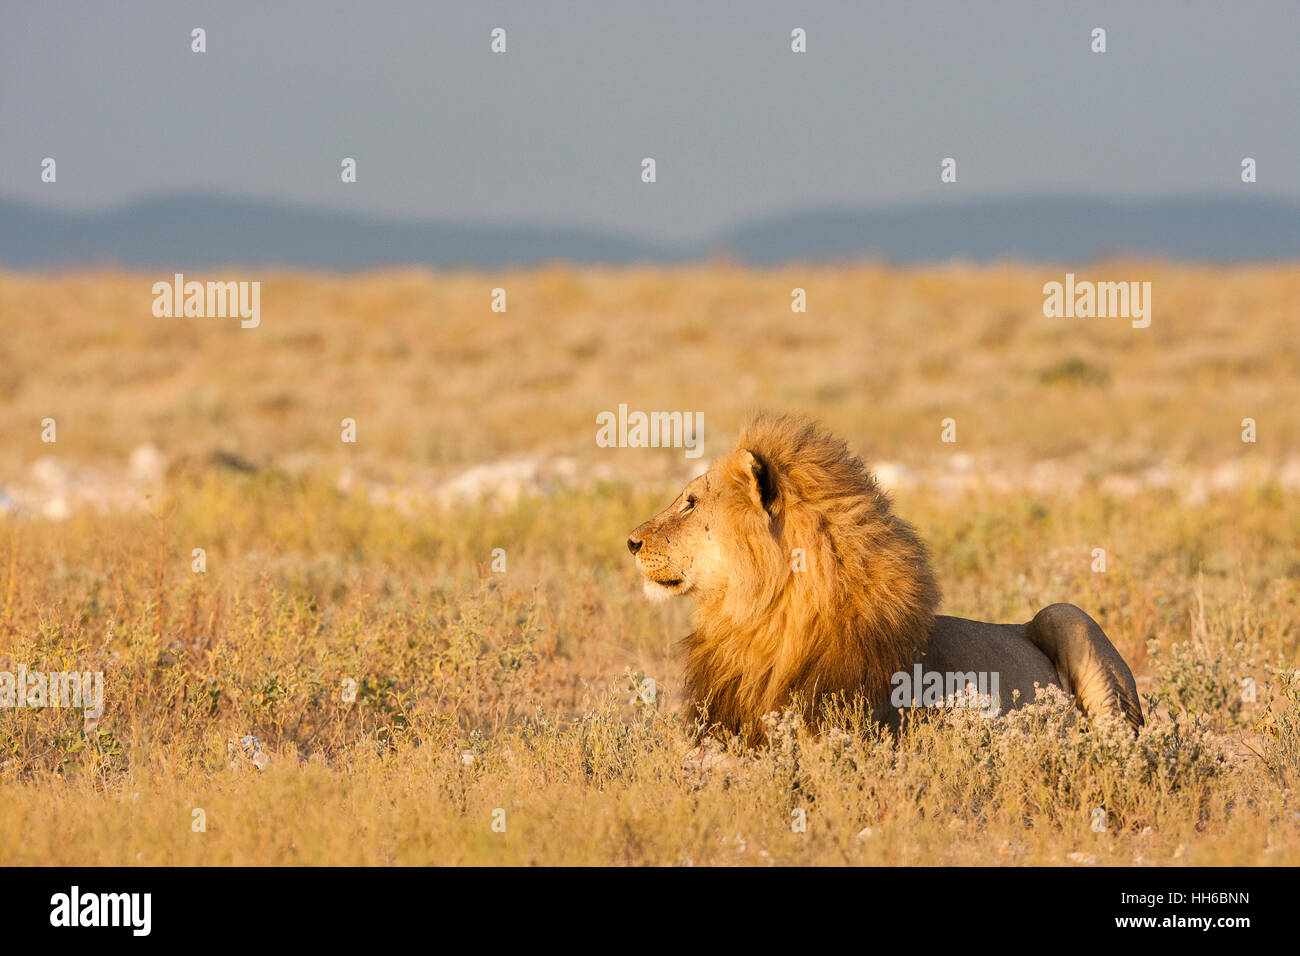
[718, 197, 1300, 265]
[0, 196, 676, 271]
[2, 194, 1297, 270]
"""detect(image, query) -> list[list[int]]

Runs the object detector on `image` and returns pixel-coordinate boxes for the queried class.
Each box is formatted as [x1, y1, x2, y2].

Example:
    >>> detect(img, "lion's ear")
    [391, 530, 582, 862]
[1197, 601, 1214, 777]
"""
[739, 449, 777, 513]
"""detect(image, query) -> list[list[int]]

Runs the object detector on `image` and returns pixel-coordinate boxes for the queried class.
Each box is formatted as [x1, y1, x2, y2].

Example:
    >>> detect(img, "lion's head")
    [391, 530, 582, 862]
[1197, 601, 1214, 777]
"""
[628, 413, 940, 742]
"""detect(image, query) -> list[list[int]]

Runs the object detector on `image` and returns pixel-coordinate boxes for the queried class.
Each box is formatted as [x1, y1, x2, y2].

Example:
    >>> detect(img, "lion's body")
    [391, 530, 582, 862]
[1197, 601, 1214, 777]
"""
[627, 413, 1143, 744]
[906, 615, 1060, 723]
[910, 606, 1142, 730]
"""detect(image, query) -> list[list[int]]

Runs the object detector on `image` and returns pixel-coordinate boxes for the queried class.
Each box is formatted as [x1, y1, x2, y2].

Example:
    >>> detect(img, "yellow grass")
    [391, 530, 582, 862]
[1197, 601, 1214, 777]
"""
[0, 264, 1297, 865]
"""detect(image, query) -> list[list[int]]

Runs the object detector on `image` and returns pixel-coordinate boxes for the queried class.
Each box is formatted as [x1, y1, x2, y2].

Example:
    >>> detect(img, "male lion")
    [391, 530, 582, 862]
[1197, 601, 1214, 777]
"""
[627, 413, 1143, 744]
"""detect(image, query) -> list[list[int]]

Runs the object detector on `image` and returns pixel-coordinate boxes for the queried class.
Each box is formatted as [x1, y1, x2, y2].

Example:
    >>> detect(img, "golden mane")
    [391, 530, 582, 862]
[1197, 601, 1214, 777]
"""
[684, 412, 940, 742]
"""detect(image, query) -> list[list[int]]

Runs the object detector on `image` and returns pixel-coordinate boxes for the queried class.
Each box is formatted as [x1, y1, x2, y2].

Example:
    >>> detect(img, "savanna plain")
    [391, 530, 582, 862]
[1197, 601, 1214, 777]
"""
[0, 263, 1297, 865]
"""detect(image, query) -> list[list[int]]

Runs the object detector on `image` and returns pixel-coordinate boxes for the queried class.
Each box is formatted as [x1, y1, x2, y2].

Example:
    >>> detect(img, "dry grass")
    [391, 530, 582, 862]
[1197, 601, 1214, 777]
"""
[3, 263, 1298, 474]
[0, 264, 1297, 865]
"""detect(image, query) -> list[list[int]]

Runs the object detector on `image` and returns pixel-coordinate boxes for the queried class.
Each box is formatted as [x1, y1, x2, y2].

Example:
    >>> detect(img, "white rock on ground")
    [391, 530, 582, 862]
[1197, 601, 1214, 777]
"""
[871, 461, 915, 492]
[128, 443, 166, 484]
[5, 449, 1298, 519]
[432, 458, 550, 509]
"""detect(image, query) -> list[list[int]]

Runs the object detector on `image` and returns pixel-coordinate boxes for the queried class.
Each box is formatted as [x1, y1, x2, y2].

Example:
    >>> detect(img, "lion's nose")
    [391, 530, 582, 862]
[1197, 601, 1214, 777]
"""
[627, 536, 643, 555]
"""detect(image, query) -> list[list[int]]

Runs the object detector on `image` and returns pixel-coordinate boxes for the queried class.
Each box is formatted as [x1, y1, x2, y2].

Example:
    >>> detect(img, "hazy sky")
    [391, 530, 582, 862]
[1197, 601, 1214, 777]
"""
[3, 0, 1297, 241]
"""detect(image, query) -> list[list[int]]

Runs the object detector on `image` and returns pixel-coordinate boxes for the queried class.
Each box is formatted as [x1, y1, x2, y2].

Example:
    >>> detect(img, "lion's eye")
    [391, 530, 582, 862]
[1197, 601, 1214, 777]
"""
[682, 495, 697, 513]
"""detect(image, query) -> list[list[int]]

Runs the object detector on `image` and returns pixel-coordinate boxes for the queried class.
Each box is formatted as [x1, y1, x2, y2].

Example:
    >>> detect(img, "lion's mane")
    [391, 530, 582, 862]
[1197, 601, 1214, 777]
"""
[684, 413, 940, 741]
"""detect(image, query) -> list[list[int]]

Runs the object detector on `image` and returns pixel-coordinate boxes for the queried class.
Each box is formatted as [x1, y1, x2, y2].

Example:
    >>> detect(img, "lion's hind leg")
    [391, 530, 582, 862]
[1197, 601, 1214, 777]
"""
[1025, 603, 1144, 732]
